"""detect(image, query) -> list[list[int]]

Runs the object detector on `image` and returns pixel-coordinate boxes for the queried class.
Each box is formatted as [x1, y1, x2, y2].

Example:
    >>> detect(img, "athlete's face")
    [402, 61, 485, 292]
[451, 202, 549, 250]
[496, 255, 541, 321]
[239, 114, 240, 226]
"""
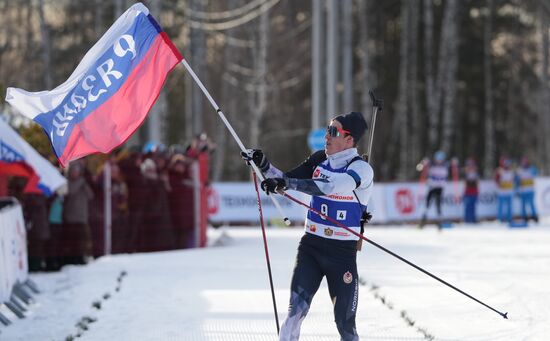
[325, 120, 354, 155]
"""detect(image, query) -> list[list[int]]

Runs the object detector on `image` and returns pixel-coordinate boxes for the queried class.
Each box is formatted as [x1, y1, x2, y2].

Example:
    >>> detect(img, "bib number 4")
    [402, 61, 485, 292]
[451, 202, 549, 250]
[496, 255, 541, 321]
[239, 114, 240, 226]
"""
[320, 204, 347, 221]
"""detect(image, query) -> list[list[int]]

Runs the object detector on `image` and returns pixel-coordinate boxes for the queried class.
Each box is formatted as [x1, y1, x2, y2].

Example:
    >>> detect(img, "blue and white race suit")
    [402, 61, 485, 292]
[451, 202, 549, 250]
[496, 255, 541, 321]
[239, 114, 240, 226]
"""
[265, 148, 374, 341]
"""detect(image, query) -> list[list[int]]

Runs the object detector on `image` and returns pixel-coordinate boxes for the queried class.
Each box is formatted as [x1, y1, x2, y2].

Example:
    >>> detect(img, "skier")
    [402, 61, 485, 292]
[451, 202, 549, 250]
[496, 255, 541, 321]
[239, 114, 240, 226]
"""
[494, 157, 515, 223]
[462, 158, 480, 223]
[242, 111, 373, 341]
[419, 150, 449, 228]
[516, 156, 538, 222]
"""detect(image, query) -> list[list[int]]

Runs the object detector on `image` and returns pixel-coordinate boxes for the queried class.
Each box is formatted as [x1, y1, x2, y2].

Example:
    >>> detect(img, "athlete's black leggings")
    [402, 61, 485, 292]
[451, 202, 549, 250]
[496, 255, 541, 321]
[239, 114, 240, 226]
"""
[279, 233, 359, 341]
[426, 187, 443, 216]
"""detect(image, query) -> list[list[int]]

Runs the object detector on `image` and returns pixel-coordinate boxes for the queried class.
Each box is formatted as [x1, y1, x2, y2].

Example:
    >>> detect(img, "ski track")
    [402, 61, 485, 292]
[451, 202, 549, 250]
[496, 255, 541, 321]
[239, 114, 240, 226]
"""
[1, 224, 550, 340]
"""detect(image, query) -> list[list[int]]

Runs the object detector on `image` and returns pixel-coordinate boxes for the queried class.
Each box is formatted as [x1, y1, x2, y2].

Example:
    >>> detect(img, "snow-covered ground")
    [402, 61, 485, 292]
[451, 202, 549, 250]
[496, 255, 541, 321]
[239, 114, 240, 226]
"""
[2, 222, 550, 341]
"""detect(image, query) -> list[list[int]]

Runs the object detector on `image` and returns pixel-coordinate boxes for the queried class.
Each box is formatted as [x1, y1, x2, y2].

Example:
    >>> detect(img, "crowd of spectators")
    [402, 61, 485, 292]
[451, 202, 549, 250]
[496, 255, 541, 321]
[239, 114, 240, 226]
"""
[11, 134, 215, 272]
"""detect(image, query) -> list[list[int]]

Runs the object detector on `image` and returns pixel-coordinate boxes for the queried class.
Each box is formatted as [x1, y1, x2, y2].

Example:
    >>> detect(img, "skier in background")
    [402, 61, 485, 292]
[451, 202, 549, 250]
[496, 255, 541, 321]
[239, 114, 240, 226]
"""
[494, 157, 515, 223]
[243, 111, 373, 341]
[463, 158, 480, 223]
[419, 150, 449, 228]
[516, 156, 538, 223]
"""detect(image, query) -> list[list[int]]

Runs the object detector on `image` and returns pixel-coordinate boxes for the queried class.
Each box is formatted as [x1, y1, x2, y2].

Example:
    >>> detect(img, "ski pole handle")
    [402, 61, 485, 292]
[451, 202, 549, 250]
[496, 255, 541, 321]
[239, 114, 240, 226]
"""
[366, 90, 383, 160]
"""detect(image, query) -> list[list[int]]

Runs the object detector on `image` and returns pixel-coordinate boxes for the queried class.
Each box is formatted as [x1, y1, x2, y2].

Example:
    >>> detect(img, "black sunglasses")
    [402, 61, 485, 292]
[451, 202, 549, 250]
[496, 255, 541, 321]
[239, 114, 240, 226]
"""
[327, 125, 351, 137]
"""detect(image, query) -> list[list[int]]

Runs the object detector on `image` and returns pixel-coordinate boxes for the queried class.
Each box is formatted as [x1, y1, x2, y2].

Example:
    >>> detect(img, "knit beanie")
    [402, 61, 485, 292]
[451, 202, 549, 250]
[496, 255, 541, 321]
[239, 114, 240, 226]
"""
[333, 111, 368, 143]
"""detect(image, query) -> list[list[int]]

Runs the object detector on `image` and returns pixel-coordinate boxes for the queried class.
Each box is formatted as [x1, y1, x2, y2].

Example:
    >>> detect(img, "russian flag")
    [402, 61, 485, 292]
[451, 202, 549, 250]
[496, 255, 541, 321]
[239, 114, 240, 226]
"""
[0, 118, 66, 196]
[5, 3, 183, 167]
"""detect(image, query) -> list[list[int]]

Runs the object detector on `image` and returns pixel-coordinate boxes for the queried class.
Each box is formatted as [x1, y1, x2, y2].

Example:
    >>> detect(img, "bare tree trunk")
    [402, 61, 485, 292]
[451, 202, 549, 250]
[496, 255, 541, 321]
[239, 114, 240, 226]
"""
[358, 0, 373, 154]
[538, 7, 550, 173]
[249, 8, 270, 147]
[326, 0, 338, 119]
[115, 0, 125, 17]
[408, 0, 420, 176]
[213, 34, 234, 181]
[185, 0, 206, 137]
[440, 0, 459, 154]
[424, 0, 436, 151]
[148, 0, 167, 144]
[95, 0, 103, 38]
[37, 0, 52, 89]
[483, 0, 495, 175]
[395, 0, 410, 180]
[24, 0, 33, 62]
[311, 0, 323, 129]
[342, 0, 353, 111]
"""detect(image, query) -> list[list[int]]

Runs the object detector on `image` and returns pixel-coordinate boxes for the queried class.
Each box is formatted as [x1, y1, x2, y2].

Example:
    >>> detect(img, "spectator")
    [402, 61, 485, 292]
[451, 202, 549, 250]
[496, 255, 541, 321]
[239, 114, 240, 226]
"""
[88, 159, 106, 258]
[168, 154, 194, 248]
[23, 192, 50, 271]
[185, 133, 215, 159]
[119, 149, 146, 253]
[463, 158, 480, 223]
[185, 133, 215, 247]
[140, 157, 174, 252]
[495, 157, 514, 223]
[61, 163, 94, 264]
[47, 192, 64, 270]
[516, 156, 539, 223]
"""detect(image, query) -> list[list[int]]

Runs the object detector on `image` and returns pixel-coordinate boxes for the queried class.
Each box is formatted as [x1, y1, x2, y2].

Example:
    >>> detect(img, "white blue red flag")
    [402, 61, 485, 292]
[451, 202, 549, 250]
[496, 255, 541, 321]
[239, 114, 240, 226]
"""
[5, 3, 183, 166]
[0, 118, 67, 196]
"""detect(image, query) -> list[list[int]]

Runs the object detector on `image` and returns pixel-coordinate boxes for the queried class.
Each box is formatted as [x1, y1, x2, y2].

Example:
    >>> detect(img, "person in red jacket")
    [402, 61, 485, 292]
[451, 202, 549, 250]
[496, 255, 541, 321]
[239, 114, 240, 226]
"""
[463, 158, 480, 223]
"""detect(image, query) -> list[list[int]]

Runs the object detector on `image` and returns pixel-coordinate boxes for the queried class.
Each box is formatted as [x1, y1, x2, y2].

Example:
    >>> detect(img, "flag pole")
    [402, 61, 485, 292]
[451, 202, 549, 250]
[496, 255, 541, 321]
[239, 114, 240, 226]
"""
[180, 59, 291, 225]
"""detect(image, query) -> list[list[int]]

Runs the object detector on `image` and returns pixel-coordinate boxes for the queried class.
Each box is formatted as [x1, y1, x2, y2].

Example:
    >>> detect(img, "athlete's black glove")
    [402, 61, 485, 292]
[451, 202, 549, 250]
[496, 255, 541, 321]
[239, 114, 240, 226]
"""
[261, 178, 287, 194]
[364, 211, 373, 223]
[241, 149, 270, 172]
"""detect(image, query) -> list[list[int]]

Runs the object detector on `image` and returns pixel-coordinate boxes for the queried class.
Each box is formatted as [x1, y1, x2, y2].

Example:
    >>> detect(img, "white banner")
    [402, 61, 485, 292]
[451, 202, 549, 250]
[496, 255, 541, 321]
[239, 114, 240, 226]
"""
[535, 177, 550, 217]
[383, 180, 499, 221]
[208, 182, 384, 224]
[208, 182, 309, 223]
[0, 202, 28, 302]
[210, 178, 550, 224]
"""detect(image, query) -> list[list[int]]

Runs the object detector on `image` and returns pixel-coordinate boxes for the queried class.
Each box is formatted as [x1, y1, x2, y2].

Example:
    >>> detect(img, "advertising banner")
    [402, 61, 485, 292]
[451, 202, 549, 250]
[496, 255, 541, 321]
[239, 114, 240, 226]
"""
[210, 178, 550, 224]
[208, 183, 309, 224]
[209, 182, 384, 224]
[0, 203, 28, 302]
[535, 177, 550, 217]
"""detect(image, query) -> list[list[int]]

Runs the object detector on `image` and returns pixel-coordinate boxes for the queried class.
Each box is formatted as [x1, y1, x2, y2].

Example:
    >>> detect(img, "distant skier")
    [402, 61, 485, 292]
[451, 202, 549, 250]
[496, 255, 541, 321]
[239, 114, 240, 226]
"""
[419, 150, 450, 228]
[463, 158, 480, 223]
[494, 157, 514, 223]
[516, 156, 538, 223]
[243, 111, 373, 341]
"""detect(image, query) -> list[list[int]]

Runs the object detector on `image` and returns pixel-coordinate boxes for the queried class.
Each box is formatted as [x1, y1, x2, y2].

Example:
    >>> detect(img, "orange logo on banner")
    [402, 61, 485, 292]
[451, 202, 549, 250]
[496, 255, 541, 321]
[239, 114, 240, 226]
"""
[396, 188, 415, 214]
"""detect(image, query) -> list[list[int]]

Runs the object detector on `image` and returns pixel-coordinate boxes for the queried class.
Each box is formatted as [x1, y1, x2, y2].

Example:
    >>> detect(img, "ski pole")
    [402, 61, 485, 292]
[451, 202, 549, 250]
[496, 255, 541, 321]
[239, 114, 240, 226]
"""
[253, 173, 280, 335]
[181, 59, 291, 225]
[366, 90, 383, 161]
[278, 191, 508, 319]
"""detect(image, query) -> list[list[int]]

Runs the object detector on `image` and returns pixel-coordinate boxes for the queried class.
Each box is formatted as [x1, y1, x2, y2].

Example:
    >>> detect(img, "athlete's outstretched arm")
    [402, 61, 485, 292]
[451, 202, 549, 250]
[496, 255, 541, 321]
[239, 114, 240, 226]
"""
[286, 162, 373, 196]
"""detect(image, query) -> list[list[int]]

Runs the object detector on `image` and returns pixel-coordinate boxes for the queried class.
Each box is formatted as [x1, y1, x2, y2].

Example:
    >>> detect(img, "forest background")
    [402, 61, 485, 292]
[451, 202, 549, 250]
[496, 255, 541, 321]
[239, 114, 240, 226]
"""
[1, 0, 549, 182]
